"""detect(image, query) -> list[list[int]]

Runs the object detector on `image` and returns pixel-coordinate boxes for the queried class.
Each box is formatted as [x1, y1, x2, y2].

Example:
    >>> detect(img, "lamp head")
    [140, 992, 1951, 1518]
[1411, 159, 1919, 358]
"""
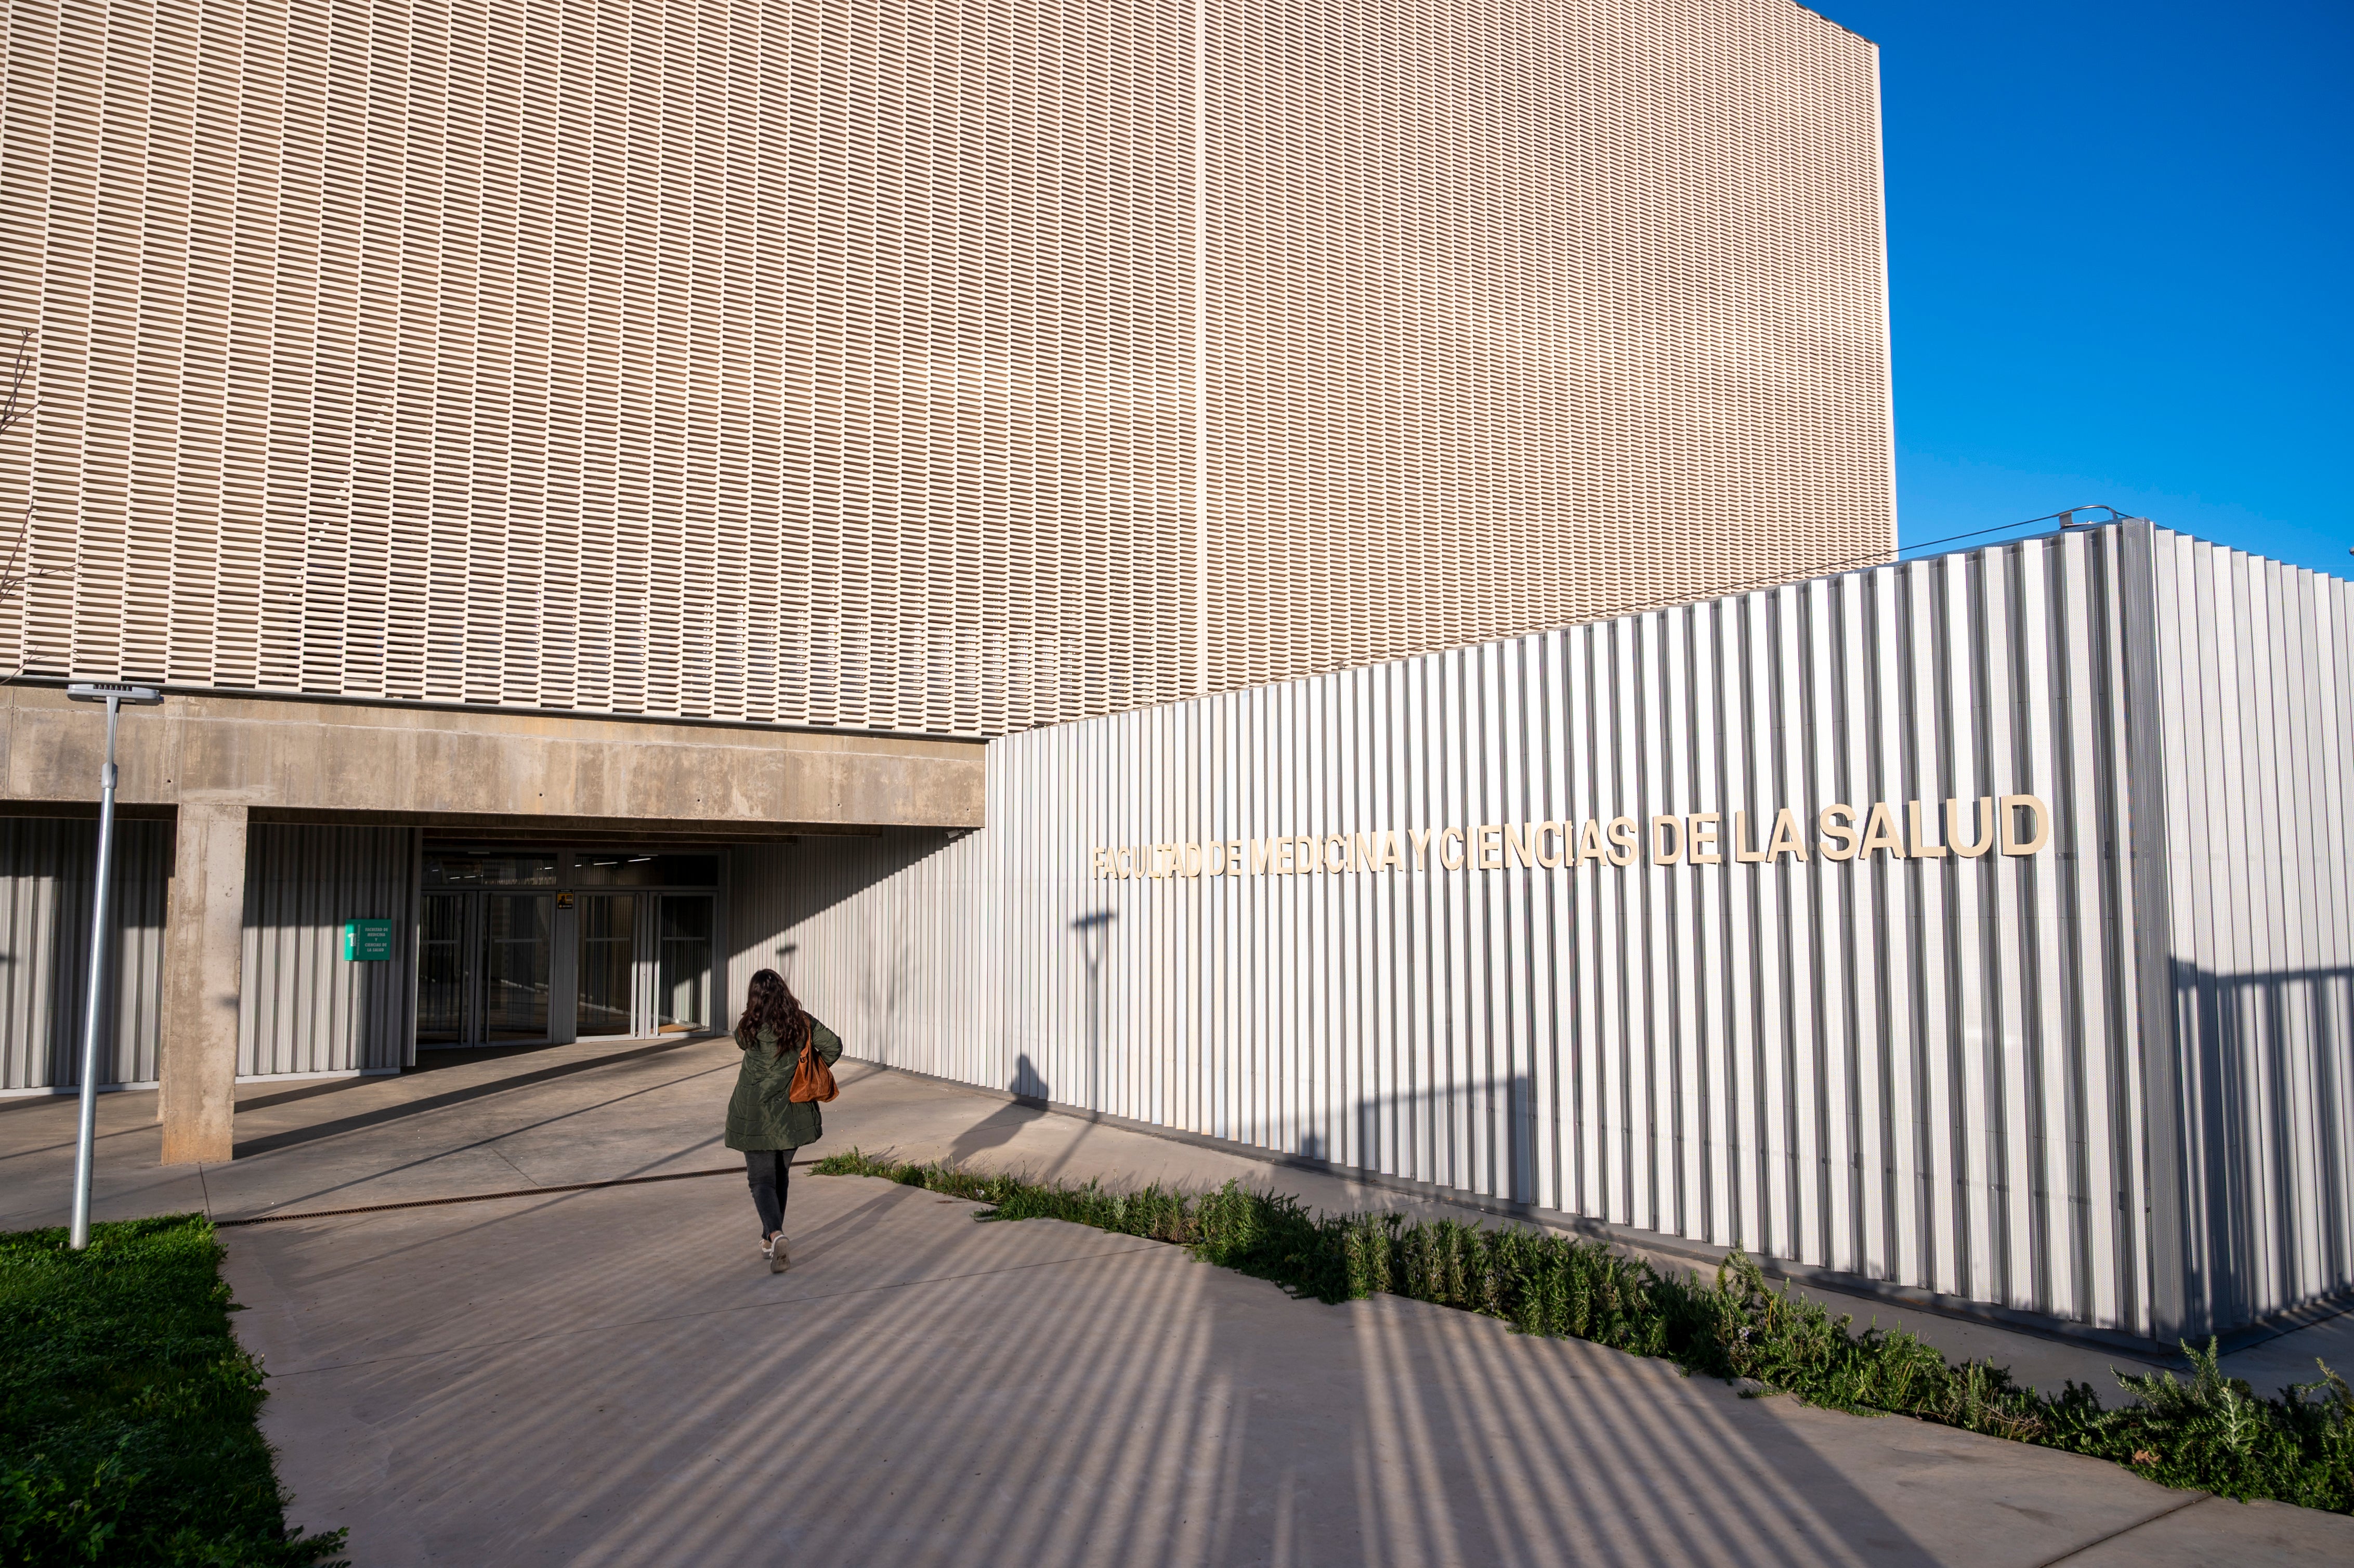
[66, 682, 162, 706]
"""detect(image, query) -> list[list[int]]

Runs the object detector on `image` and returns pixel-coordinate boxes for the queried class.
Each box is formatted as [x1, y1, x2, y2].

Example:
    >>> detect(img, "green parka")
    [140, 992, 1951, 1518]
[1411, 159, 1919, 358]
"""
[724, 1017, 844, 1152]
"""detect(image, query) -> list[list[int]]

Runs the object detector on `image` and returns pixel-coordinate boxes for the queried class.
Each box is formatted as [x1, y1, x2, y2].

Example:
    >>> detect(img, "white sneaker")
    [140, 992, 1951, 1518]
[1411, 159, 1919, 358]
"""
[768, 1234, 791, 1273]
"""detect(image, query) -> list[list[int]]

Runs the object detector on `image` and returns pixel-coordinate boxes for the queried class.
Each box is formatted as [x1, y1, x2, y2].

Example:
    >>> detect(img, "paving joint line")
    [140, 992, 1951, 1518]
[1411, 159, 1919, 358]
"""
[210, 1153, 1022, 1227]
[213, 1164, 757, 1225]
[2028, 1491, 2211, 1566]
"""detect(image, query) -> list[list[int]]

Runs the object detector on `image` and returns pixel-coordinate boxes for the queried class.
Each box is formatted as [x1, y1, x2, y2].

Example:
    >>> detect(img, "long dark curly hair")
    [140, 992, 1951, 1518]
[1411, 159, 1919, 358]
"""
[735, 968, 809, 1057]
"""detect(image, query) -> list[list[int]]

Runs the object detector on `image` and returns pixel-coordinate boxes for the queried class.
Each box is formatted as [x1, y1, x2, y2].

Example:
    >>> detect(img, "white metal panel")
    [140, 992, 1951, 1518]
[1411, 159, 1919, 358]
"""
[727, 832, 993, 1089]
[238, 824, 421, 1077]
[745, 522, 2354, 1341]
[2147, 531, 2354, 1335]
[0, 816, 169, 1091]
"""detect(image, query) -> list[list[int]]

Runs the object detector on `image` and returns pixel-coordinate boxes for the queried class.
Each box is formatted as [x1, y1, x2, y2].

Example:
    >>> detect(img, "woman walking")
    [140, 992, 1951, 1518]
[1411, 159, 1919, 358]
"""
[725, 969, 843, 1272]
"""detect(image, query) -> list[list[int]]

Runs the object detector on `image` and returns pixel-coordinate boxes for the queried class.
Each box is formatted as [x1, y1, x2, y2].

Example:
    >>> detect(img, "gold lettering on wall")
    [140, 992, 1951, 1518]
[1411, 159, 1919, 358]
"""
[1859, 803, 1905, 860]
[1651, 815, 1684, 865]
[1907, 801, 1947, 858]
[2001, 794, 2051, 855]
[1733, 810, 1766, 863]
[1819, 804, 1860, 860]
[1088, 792, 2057, 882]
[1947, 797, 1995, 857]
[1689, 813, 1722, 865]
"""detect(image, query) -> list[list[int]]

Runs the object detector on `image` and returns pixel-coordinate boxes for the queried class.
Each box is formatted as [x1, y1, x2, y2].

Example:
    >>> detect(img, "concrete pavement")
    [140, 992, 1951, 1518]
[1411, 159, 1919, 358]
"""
[5, 1039, 2352, 1563]
[226, 1170, 2344, 1567]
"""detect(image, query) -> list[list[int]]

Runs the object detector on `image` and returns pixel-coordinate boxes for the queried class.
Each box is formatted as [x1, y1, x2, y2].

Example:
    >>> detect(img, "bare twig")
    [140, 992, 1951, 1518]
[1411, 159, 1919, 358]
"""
[0, 326, 54, 683]
[0, 326, 30, 440]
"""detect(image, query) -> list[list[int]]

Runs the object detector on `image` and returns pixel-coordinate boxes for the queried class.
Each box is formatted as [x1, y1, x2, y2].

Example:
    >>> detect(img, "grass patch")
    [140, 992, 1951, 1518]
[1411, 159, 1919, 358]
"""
[815, 1149, 2354, 1513]
[1, 1214, 348, 1565]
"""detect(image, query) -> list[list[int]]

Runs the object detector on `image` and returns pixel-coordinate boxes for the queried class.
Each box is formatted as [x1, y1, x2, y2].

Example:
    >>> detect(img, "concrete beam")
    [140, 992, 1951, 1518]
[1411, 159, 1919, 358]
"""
[159, 802, 246, 1164]
[8, 687, 986, 1164]
[0, 686, 987, 829]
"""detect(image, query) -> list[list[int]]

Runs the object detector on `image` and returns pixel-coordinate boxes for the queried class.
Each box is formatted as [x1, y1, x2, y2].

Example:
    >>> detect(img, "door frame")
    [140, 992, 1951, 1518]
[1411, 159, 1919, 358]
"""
[415, 890, 486, 1047]
[414, 845, 727, 1050]
[648, 891, 718, 1036]
[413, 887, 558, 1049]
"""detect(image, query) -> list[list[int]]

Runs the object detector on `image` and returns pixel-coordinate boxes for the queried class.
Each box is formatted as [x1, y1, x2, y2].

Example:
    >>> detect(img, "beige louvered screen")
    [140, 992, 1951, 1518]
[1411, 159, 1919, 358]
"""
[2, 0, 1891, 737]
[1201, 0, 1897, 689]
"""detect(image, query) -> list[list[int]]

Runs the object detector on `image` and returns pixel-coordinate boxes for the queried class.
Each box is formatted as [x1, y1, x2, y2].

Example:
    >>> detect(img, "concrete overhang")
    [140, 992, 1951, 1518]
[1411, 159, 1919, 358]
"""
[0, 685, 987, 832]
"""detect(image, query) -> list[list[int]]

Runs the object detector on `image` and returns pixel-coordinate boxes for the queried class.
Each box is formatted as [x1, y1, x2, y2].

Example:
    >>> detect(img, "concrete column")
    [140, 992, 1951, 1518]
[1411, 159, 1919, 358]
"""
[159, 802, 247, 1164]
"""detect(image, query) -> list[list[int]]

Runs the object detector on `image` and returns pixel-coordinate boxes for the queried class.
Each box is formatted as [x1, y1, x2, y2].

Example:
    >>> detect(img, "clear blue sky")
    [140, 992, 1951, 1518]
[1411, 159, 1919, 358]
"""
[1813, 1, 2352, 573]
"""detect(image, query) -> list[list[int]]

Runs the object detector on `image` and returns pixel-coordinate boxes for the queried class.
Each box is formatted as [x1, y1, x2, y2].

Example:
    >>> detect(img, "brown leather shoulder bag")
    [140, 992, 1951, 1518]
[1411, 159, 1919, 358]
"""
[787, 1021, 839, 1104]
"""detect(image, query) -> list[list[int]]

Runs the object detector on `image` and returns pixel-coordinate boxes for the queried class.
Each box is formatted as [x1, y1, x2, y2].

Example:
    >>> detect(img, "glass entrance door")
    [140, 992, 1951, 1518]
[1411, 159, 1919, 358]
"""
[416, 893, 477, 1045]
[420, 848, 717, 1048]
[576, 894, 636, 1037]
[482, 894, 553, 1040]
[414, 890, 555, 1047]
[656, 895, 713, 1034]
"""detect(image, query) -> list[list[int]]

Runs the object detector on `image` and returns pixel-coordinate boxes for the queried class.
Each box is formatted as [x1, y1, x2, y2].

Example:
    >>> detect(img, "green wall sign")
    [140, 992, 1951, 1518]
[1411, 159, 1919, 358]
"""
[342, 919, 394, 961]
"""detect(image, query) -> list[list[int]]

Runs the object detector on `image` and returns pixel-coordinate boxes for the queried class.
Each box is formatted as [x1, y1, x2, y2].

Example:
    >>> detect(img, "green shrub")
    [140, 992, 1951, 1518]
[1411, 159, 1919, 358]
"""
[815, 1149, 2354, 1513]
[0, 1215, 347, 1566]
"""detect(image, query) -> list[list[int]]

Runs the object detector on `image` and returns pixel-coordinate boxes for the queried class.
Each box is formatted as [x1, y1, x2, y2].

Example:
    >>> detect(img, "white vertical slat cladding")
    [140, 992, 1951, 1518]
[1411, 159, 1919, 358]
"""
[238, 823, 421, 1076]
[0, 817, 169, 1091]
[726, 834, 993, 1086]
[2148, 532, 2354, 1337]
[758, 527, 2241, 1328]
[6, 0, 1892, 735]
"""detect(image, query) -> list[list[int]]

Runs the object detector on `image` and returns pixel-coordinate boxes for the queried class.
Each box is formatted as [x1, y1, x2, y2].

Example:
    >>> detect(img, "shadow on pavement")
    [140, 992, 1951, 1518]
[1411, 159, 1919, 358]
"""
[232, 1174, 2073, 1566]
[230, 1038, 709, 1159]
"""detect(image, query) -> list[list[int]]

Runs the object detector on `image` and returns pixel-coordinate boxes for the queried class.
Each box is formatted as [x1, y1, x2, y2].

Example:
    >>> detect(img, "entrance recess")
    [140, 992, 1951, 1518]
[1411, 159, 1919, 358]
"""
[576, 894, 637, 1037]
[416, 854, 559, 1046]
[657, 896, 713, 1033]
[417, 893, 556, 1043]
[417, 848, 722, 1049]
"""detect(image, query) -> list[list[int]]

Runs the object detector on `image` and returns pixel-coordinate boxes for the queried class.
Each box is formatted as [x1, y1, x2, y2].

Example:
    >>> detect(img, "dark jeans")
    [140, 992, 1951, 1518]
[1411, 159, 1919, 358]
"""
[745, 1149, 792, 1236]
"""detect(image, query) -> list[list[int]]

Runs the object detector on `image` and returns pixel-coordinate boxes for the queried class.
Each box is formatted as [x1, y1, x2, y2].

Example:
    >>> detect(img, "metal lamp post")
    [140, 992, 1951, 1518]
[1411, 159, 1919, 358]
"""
[65, 682, 162, 1250]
